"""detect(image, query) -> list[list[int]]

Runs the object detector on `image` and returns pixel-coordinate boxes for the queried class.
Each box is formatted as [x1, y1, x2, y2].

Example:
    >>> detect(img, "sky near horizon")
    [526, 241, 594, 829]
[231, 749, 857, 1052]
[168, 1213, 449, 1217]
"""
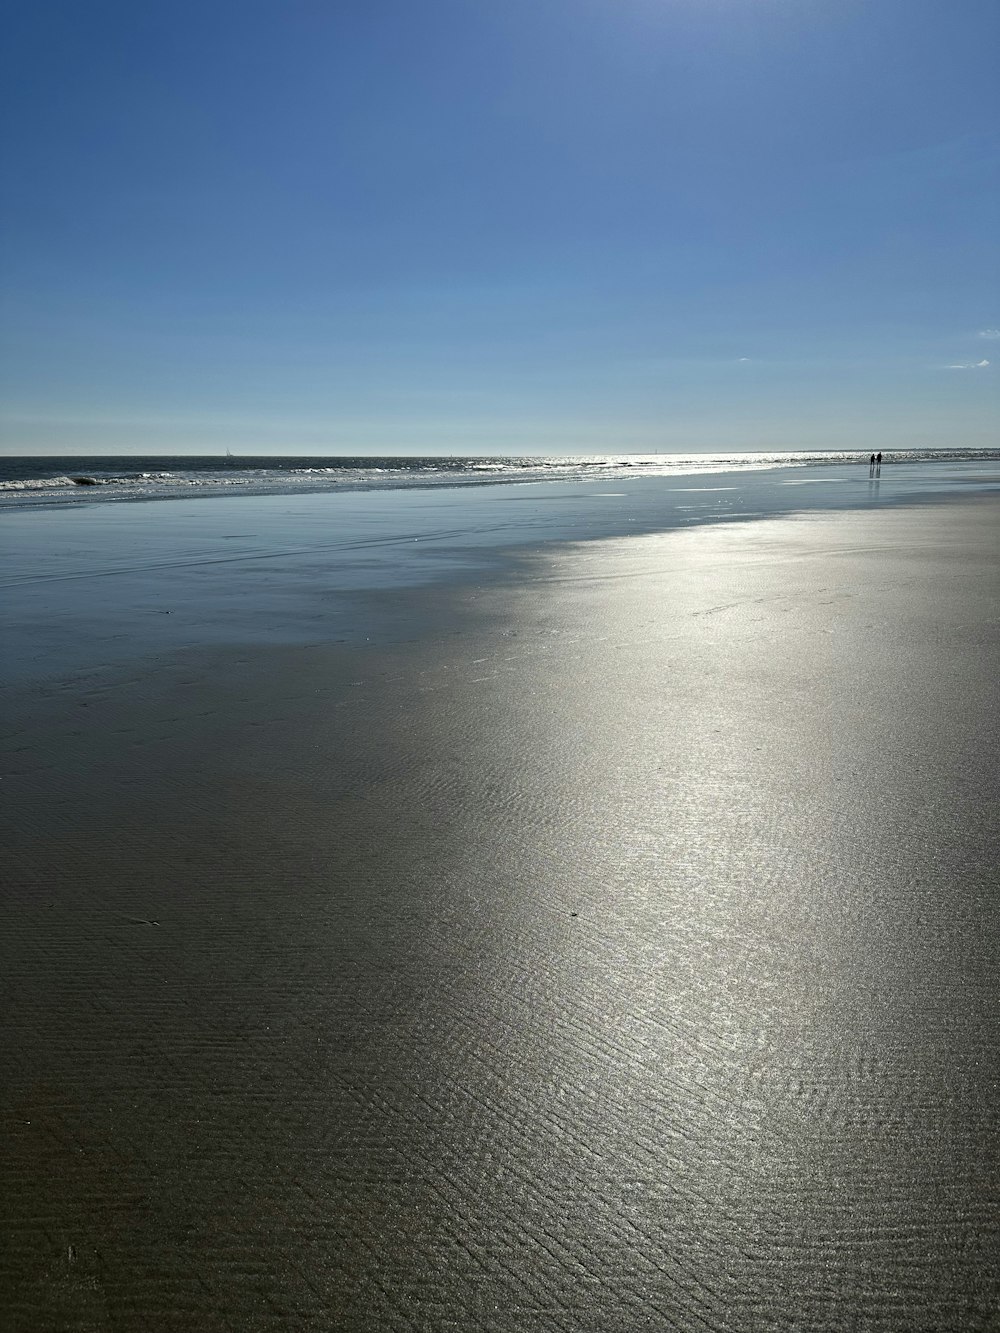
[1, 0, 997, 456]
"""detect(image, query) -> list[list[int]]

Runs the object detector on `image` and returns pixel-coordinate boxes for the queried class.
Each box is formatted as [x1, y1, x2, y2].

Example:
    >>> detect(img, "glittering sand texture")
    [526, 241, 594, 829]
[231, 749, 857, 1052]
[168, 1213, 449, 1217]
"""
[2, 500, 998, 1331]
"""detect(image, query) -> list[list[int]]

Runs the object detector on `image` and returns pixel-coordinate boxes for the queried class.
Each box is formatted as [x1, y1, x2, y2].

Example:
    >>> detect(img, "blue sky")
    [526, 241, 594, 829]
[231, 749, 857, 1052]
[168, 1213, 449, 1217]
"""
[1, 0, 997, 455]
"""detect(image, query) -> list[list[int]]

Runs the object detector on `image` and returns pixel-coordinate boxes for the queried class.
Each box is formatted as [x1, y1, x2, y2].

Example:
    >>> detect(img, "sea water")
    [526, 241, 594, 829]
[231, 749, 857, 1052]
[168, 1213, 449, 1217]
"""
[2, 448, 998, 509]
[2, 455, 998, 683]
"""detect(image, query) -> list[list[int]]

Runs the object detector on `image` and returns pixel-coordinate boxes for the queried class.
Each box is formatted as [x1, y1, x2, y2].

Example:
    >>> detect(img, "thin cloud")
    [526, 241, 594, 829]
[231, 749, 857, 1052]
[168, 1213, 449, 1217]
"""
[977, 328, 1000, 339]
[945, 359, 990, 369]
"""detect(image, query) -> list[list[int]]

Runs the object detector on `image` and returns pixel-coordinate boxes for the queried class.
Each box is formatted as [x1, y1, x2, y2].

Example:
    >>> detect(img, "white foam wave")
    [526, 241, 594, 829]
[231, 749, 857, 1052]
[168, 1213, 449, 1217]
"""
[2, 448, 997, 509]
[0, 475, 78, 491]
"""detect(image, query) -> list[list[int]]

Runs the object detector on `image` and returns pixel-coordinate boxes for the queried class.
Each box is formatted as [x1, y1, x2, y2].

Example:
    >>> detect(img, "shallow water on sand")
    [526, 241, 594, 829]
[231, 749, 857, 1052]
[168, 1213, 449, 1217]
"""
[2, 504, 998, 1330]
[2, 460, 998, 683]
[2, 449, 997, 508]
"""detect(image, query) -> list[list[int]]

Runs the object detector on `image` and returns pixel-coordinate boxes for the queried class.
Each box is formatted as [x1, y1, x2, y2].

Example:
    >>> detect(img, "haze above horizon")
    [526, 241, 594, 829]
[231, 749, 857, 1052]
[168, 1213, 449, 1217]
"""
[1, 0, 997, 457]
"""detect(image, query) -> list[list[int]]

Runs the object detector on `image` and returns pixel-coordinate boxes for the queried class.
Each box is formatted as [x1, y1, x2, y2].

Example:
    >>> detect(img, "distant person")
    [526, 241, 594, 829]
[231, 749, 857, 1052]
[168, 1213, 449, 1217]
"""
[869, 453, 876, 472]
[876, 451, 883, 470]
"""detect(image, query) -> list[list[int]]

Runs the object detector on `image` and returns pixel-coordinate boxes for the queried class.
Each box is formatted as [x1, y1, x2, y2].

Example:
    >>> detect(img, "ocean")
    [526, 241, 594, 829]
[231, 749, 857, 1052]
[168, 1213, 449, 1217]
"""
[3, 448, 999, 509]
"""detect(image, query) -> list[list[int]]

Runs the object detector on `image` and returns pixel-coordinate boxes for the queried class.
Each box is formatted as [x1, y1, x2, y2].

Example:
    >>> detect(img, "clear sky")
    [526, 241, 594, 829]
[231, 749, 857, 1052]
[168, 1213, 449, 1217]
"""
[1, 0, 997, 456]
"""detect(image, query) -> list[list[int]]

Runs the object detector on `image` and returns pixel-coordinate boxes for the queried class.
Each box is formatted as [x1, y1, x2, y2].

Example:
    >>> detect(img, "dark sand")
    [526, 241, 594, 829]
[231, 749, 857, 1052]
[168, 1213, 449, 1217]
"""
[2, 501, 999, 1331]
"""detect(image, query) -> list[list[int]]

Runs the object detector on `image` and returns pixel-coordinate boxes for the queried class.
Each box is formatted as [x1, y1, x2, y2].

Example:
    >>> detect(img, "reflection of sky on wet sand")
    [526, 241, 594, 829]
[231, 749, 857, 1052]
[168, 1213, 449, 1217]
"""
[3, 502, 997, 1327]
[2, 460, 998, 684]
[391, 509, 999, 1322]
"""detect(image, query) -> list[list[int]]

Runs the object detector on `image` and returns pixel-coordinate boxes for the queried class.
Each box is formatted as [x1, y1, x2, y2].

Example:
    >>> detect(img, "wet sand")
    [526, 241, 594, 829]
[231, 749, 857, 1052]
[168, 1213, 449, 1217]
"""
[2, 500, 999, 1331]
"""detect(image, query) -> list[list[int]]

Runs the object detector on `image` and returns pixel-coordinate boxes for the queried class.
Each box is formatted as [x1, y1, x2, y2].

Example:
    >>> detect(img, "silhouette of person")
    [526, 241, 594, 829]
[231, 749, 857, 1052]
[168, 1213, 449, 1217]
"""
[876, 451, 882, 471]
[869, 453, 876, 472]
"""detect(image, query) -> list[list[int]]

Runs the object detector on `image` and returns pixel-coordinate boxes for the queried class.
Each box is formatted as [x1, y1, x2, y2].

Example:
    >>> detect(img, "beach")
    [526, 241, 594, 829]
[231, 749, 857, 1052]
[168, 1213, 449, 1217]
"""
[2, 492, 999, 1331]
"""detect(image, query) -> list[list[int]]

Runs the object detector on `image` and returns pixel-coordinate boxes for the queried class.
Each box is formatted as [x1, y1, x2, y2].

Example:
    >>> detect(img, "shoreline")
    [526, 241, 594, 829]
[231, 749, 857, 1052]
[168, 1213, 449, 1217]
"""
[3, 499, 999, 1330]
[2, 467, 999, 687]
[3, 449, 998, 512]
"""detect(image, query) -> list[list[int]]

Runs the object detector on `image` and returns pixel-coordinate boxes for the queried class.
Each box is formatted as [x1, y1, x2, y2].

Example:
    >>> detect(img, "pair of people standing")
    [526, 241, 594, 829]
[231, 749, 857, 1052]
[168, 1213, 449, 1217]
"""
[868, 451, 883, 474]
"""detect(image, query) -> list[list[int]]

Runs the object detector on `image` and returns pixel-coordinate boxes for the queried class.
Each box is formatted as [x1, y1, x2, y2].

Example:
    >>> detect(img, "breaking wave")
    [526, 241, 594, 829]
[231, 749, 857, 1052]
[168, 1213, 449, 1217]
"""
[2, 449, 998, 509]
